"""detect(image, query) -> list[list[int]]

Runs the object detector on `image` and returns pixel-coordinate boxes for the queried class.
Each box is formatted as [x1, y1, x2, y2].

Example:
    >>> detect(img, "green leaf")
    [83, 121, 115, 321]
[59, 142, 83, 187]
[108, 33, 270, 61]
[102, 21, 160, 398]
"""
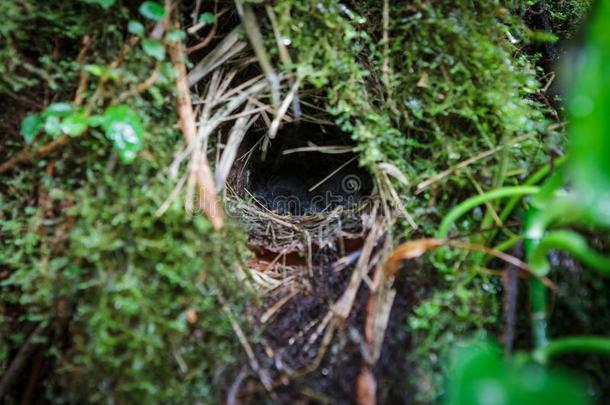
[88, 115, 104, 127]
[128, 20, 145, 36]
[567, 1, 610, 227]
[142, 39, 166, 61]
[20, 114, 43, 143]
[139, 1, 165, 21]
[44, 102, 72, 117]
[446, 341, 590, 405]
[166, 30, 186, 43]
[82, 0, 115, 9]
[85, 64, 107, 77]
[198, 12, 215, 25]
[44, 116, 62, 137]
[102, 105, 145, 163]
[61, 112, 89, 137]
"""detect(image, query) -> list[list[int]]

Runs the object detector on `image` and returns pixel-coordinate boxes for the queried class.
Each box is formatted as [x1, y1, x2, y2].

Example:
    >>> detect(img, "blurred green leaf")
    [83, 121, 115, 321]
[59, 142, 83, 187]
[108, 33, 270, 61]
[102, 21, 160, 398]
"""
[20, 114, 42, 143]
[166, 29, 185, 43]
[198, 12, 215, 25]
[61, 112, 89, 137]
[88, 115, 104, 127]
[445, 341, 590, 405]
[102, 105, 144, 163]
[44, 116, 62, 137]
[528, 30, 559, 43]
[142, 39, 166, 61]
[567, 0, 610, 227]
[139, 1, 165, 21]
[128, 20, 145, 36]
[85, 64, 107, 77]
[44, 102, 72, 117]
[82, 0, 115, 9]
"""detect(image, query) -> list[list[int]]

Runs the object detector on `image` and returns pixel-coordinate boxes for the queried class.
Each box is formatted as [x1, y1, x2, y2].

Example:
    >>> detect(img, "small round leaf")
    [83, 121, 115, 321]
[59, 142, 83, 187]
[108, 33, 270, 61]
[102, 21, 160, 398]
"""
[44, 116, 62, 137]
[82, 0, 116, 9]
[166, 29, 186, 43]
[128, 20, 145, 36]
[61, 112, 89, 137]
[198, 12, 215, 25]
[20, 114, 43, 143]
[44, 102, 73, 117]
[142, 39, 166, 61]
[139, 1, 165, 21]
[102, 105, 145, 163]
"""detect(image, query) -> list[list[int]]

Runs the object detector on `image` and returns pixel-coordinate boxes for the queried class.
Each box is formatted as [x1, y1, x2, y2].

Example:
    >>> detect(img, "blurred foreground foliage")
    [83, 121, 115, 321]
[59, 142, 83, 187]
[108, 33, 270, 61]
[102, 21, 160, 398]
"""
[444, 1, 610, 403]
[445, 340, 590, 405]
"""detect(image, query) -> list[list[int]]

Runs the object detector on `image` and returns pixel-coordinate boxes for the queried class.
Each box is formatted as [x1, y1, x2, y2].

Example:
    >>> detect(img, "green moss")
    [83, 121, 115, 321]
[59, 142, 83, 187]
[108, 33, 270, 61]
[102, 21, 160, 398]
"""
[546, 0, 593, 39]
[0, 122, 251, 402]
[0, 2, 250, 402]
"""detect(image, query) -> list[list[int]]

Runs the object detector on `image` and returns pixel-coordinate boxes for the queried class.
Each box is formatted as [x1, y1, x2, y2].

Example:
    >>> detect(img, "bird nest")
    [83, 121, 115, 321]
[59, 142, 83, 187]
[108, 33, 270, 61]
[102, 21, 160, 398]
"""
[172, 14, 415, 399]
[224, 123, 374, 254]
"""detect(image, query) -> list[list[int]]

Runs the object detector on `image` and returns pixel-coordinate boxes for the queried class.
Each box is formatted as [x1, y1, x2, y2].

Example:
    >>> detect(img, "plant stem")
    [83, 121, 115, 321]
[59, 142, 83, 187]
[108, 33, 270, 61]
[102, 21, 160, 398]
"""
[534, 336, 610, 364]
[529, 278, 549, 348]
[498, 156, 567, 224]
[530, 230, 610, 276]
[437, 186, 540, 239]
[524, 207, 549, 348]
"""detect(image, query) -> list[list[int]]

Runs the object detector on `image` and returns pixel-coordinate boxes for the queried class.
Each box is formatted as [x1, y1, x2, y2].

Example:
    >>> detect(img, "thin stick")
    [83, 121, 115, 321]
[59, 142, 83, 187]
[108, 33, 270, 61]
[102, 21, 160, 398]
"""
[167, 16, 224, 229]
[220, 300, 274, 395]
[0, 135, 71, 174]
[308, 156, 358, 192]
[416, 133, 533, 193]
[234, 0, 280, 106]
[186, 20, 217, 53]
[282, 145, 353, 155]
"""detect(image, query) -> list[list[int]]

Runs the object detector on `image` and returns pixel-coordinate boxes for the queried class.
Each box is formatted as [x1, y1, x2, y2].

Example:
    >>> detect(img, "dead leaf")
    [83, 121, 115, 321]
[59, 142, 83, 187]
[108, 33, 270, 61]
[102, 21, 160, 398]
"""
[417, 72, 429, 88]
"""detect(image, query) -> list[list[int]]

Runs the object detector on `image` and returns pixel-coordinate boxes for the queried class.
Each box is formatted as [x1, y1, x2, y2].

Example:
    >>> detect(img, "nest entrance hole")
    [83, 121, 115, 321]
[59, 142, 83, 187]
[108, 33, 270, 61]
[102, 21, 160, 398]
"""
[232, 123, 373, 216]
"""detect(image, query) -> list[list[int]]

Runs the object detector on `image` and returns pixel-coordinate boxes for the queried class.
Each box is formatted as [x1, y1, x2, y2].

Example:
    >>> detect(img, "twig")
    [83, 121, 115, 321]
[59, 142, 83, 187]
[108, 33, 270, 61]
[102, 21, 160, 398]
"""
[187, 26, 246, 87]
[282, 145, 353, 155]
[0, 324, 45, 398]
[116, 64, 161, 103]
[234, 0, 280, 106]
[356, 365, 377, 405]
[267, 78, 300, 139]
[74, 35, 93, 106]
[215, 107, 259, 191]
[308, 156, 358, 192]
[167, 15, 224, 229]
[381, 0, 390, 90]
[0, 135, 71, 174]
[186, 24, 217, 53]
[265, 4, 301, 119]
[220, 300, 274, 396]
[503, 243, 521, 358]
[260, 290, 298, 323]
[333, 206, 381, 320]
[226, 368, 249, 405]
[416, 133, 533, 193]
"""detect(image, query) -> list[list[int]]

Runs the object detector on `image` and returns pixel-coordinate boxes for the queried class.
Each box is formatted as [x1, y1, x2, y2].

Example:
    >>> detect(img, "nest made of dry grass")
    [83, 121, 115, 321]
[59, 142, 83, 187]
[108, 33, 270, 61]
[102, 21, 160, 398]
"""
[226, 183, 371, 253]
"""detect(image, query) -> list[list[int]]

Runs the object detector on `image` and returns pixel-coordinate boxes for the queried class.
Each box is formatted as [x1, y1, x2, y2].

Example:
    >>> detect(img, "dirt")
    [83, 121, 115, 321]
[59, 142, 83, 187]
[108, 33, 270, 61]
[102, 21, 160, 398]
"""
[234, 233, 428, 404]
